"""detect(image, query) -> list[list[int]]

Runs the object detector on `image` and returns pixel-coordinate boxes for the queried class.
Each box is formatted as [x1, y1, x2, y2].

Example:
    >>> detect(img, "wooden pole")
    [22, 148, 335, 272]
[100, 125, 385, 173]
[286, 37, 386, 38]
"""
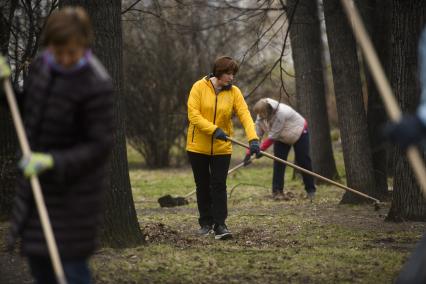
[227, 137, 380, 203]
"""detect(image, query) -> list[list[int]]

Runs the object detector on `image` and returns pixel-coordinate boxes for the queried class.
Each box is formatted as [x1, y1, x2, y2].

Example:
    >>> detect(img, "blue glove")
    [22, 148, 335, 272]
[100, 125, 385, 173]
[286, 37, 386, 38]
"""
[213, 128, 227, 141]
[249, 139, 260, 155]
[384, 115, 426, 149]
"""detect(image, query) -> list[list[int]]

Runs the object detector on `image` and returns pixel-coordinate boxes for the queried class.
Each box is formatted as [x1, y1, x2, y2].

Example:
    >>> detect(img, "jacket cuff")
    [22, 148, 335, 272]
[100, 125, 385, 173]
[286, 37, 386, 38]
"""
[260, 138, 274, 151]
[50, 151, 66, 182]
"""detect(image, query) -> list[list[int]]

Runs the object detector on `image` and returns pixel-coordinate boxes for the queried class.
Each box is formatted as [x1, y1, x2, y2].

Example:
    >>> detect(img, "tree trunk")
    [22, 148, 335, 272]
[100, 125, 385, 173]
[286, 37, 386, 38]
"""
[59, 0, 143, 246]
[0, 0, 17, 55]
[0, 0, 18, 220]
[323, 0, 377, 203]
[288, 0, 339, 181]
[0, 107, 18, 221]
[357, 0, 391, 199]
[387, 0, 426, 221]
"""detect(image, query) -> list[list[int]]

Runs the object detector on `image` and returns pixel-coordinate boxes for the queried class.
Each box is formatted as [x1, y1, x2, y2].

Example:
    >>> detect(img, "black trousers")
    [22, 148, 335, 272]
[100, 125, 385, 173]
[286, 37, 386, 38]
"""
[272, 131, 316, 193]
[28, 256, 91, 284]
[187, 151, 231, 226]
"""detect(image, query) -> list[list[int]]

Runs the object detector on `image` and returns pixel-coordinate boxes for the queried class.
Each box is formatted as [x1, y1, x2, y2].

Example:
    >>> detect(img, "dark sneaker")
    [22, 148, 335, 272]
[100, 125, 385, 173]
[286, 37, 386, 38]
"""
[272, 191, 284, 201]
[197, 225, 212, 236]
[214, 224, 232, 240]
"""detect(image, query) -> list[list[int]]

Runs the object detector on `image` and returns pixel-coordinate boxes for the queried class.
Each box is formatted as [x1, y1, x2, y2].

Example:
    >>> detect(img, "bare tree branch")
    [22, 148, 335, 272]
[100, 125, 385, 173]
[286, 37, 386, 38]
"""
[121, 0, 143, 15]
[244, 0, 300, 101]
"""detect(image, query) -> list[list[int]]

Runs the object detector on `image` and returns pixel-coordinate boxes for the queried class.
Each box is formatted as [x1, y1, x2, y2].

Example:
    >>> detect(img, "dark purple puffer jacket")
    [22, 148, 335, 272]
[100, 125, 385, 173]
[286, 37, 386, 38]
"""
[9, 51, 114, 259]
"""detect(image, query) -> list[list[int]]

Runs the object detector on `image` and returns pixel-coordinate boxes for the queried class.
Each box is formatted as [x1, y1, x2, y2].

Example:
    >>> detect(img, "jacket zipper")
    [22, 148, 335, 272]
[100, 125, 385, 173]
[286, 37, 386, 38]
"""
[211, 95, 218, 155]
[211, 81, 219, 155]
[191, 124, 195, 142]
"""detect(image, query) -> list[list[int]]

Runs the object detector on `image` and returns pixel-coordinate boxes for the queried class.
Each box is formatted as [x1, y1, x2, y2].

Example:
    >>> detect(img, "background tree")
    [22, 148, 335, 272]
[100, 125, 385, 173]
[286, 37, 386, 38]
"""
[0, 0, 18, 220]
[121, 0, 291, 167]
[0, 0, 57, 219]
[123, 3, 200, 168]
[387, 0, 426, 221]
[323, 0, 377, 203]
[288, 0, 338, 181]
[357, 0, 391, 200]
[59, 0, 143, 246]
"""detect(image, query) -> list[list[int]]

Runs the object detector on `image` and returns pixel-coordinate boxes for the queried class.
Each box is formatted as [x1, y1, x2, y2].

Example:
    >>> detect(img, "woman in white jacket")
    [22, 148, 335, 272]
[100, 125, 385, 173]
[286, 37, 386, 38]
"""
[246, 98, 316, 200]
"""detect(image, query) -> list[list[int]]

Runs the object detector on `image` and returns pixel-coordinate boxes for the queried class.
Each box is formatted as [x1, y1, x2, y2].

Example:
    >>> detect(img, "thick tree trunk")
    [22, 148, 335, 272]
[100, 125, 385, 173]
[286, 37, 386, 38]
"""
[0, 0, 18, 220]
[0, 108, 18, 221]
[60, 0, 143, 246]
[0, 0, 16, 55]
[288, 0, 339, 181]
[387, 0, 426, 221]
[323, 0, 377, 203]
[357, 0, 391, 199]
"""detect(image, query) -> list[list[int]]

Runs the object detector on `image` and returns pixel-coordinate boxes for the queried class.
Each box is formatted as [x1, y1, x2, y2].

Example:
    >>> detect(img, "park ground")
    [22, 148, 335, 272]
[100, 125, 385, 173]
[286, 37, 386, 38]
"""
[1, 136, 426, 283]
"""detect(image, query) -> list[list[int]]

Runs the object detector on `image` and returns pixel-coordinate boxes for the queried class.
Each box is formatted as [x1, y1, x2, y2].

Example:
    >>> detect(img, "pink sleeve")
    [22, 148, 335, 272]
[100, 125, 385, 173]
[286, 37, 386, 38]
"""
[260, 138, 274, 151]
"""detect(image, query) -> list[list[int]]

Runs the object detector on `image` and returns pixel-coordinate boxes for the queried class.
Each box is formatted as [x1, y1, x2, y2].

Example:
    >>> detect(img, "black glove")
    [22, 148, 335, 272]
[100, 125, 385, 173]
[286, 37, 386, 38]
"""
[256, 151, 263, 159]
[213, 128, 227, 141]
[243, 154, 252, 166]
[249, 139, 260, 155]
[384, 115, 426, 149]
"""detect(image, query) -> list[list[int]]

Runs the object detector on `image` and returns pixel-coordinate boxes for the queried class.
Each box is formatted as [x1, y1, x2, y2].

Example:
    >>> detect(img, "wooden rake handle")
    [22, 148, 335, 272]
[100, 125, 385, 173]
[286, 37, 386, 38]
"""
[340, 0, 426, 197]
[3, 80, 67, 284]
[228, 137, 380, 203]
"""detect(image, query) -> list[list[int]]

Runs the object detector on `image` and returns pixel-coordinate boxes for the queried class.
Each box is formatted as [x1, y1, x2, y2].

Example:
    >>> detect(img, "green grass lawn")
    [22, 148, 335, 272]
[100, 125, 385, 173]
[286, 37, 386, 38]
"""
[90, 142, 426, 284]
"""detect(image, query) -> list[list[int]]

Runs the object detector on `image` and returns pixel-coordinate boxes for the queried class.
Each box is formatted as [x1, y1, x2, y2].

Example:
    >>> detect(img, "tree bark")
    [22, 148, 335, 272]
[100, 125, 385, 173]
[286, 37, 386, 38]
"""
[323, 0, 377, 203]
[0, 107, 17, 221]
[387, 0, 426, 221]
[288, 0, 339, 181]
[357, 0, 391, 199]
[59, 0, 143, 246]
[0, 0, 18, 220]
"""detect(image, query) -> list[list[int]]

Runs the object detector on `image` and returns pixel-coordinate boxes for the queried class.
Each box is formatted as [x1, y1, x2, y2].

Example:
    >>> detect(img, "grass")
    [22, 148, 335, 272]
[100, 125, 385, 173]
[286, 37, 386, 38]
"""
[1, 131, 424, 283]
[90, 139, 426, 283]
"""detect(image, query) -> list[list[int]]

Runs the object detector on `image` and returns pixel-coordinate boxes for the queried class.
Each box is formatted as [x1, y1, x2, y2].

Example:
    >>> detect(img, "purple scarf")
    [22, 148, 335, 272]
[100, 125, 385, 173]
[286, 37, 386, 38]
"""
[43, 49, 91, 74]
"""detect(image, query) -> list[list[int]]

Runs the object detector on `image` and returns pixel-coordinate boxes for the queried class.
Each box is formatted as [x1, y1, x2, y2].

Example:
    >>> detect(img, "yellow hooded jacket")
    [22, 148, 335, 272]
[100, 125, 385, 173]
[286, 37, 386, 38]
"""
[186, 76, 258, 155]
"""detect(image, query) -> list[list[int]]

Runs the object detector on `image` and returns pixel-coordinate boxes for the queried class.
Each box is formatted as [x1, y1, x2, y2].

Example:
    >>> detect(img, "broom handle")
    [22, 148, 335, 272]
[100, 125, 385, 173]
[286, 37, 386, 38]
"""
[183, 156, 255, 198]
[340, 0, 426, 196]
[227, 137, 380, 203]
[3, 80, 67, 284]
[228, 156, 256, 175]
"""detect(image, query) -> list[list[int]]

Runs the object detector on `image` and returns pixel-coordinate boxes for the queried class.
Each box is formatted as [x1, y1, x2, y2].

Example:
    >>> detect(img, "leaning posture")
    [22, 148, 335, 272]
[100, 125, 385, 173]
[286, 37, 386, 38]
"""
[247, 98, 316, 200]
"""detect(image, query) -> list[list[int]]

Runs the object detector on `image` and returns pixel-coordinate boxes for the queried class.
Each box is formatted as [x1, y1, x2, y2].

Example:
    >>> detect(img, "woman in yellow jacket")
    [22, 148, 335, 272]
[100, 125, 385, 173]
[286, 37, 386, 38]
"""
[187, 56, 259, 240]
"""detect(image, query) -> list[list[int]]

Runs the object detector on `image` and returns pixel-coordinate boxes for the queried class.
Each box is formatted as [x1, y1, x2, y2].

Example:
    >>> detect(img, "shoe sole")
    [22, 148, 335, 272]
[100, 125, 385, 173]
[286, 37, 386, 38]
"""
[215, 232, 232, 240]
[198, 230, 212, 236]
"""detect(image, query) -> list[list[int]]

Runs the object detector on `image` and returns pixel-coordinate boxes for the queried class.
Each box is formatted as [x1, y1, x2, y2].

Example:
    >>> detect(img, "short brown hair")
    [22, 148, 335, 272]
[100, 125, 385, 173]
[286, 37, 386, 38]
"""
[212, 56, 239, 78]
[253, 99, 273, 118]
[41, 6, 93, 47]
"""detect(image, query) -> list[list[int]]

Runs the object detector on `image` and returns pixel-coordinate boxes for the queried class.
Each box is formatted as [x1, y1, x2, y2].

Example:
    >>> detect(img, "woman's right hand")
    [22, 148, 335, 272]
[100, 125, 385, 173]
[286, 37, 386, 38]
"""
[213, 128, 228, 141]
